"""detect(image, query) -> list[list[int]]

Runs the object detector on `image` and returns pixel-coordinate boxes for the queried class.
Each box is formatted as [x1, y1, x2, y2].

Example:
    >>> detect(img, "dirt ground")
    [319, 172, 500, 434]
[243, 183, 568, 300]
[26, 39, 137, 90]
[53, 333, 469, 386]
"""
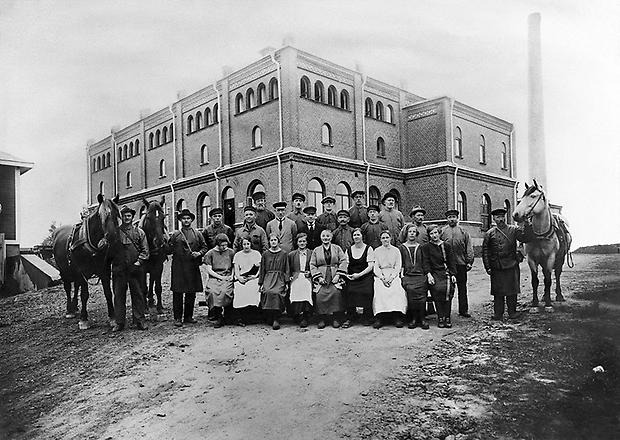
[1, 253, 619, 440]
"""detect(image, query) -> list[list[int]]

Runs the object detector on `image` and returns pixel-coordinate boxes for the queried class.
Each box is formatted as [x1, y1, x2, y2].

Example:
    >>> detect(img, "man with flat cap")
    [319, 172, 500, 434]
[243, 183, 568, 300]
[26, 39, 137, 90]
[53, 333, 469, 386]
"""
[252, 191, 275, 231]
[361, 204, 388, 249]
[317, 196, 338, 232]
[299, 206, 323, 250]
[348, 190, 369, 228]
[378, 192, 404, 245]
[482, 208, 528, 320]
[399, 205, 429, 245]
[441, 209, 474, 318]
[233, 205, 268, 253]
[332, 209, 354, 252]
[202, 207, 235, 250]
[168, 208, 208, 326]
[266, 201, 298, 253]
[111, 205, 150, 332]
[287, 193, 307, 231]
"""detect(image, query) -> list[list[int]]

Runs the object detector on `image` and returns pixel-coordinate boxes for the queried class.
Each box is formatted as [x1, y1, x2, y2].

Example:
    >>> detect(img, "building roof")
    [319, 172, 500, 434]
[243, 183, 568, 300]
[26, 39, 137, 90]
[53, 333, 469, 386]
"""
[0, 150, 34, 174]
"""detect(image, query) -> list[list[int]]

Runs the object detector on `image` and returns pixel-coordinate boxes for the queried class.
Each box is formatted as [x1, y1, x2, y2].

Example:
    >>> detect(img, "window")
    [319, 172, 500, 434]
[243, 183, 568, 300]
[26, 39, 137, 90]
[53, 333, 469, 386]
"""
[501, 142, 508, 169]
[126, 171, 132, 188]
[252, 126, 262, 148]
[269, 77, 278, 100]
[97, 156, 101, 170]
[235, 93, 244, 114]
[197, 192, 211, 229]
[327, 86, 337, 106]
[458, 192, 467, 221]
[504, 199, 511, 224]
[247, 88, 256, 109]
[187, 115, 194, 133]
[480, 193, 491, 231]
[479, 135, 486, 164]
[196, 112, 203, 130]
[454, 126, 463, 158]
[106, 152, 110, 167]
[307, 178, 325, 215]
[335, 182, 351, 211]
[201, 144, 208, 164]
[365, 97, 373, 117]
[314, 81, 324, 103]
[369, 186, 381, 207]
[257, 83, 266, 105]
[134, 140, 139, 156]
[376, 137, 386, 158]
[99, 181, 105, 196]
[118, 146, 122, 161]
[156, 129, 161, 147]
[123, 144, 128, 160]
[340, 90, 350, 110]
[162, 127, 168, 144]
[376, 101, 384, 121]
[169, 123, 173, 140]
[129, 142, 134, 157]
[321, 123, 332, 146]
[300, 76, 311, 98]
[149, 133, 154, 149]
[93, 158, 97, 172]
[159, 159, 166, 178]
[247, 180, 265, 207]
[176, 199, 187, 230]
[386, 105, 394, 124]
[213, 103, 219, 123]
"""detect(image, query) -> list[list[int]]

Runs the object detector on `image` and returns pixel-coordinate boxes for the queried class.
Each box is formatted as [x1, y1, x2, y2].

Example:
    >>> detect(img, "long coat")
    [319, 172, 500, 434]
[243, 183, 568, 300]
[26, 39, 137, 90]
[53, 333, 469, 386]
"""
[310, 244, 349, 282]
[168, 227, 208, 293]
[482, 224, 526, 297]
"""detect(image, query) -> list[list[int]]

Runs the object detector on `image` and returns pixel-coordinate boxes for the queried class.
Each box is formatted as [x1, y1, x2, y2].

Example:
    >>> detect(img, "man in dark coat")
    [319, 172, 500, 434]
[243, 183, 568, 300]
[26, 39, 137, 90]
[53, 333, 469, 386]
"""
[287, 192, 307, 231]
[332, 210, 354, 252]
[361, 205, 388, 249]
[348, 190, 368, 228]
[253, 191, 275, 231]
[202, 207, 234, 250]
[298, 206, 324, 250]
[399, 205, 429, 245]
[168, 208, 208, 326]
[317, 196, 338, 231]
[233, 206, 268, 252]
[112, 205, 150, 332]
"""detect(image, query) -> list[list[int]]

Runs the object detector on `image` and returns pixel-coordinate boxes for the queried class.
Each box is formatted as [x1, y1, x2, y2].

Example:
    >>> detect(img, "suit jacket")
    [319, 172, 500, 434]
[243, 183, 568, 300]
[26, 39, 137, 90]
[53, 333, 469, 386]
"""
[298, 221, 324, 250]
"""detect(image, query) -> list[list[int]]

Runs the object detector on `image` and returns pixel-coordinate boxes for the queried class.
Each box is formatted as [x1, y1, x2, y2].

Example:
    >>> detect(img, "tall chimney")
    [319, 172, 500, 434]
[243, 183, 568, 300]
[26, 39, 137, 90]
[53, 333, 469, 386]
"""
[528, 12, 547, 191]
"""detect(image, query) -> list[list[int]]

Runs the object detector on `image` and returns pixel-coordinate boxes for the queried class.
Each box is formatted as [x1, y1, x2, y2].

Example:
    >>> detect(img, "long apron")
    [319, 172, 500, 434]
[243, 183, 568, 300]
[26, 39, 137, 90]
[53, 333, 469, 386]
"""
[373, 268, 407, 314]
[346, 245, 374, 309]
[233, 278, 260, 308]
[206, 278, 234, 308]
[315, 267, 344, 315]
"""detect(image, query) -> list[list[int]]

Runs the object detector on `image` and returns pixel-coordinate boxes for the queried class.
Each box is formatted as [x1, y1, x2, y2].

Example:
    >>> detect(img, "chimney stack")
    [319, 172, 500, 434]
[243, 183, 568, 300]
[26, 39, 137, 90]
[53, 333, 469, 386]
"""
[528, 12, 547, 191]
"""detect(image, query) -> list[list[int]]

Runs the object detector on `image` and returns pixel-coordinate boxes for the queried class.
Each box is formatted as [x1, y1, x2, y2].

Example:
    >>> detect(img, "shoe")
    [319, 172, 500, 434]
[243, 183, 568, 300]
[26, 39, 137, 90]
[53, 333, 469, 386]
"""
[408, 321, 417, 329]
[420, 321, 430, 330]
[459, 312, 471, 318]
[317, 320, 326, 329]
[112, 324, 124, 332]
[395, 318, 404, 328]
[184, 318, 198, 324]
[437, 318, 445, 328]
[136, 323, 148, 331]
[236, 319, 246, 327]
[299, 319, 308, 328]
[341, 319, 351, 329]
[373, 319, 383, 329]
[272, 320, 280, 330]
[332, 319, 341, 329]
[362, 317, 372, 326]
[214, 318, 223, 328]
[491, 315, 502, 321]
[174, 320, 183, 327]
[444, 318, 452, 328]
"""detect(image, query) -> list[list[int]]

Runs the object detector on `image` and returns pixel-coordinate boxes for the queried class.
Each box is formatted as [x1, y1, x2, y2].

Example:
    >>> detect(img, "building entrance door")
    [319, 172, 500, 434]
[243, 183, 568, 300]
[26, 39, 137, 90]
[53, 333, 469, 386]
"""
[223, 187, 235, 229]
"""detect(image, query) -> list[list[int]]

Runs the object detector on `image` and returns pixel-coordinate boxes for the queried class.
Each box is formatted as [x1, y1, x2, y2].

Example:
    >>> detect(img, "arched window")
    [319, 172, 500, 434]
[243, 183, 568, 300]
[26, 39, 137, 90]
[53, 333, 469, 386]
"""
[307, 178, 325, 215]
[126, 171, 132, 188]
[252, 126, 262, 148]
[335, 182, 351, 211]
[99, 181, 105, 196]
[213, 103, 219, 123]
[458, 192, 467, 221]
[247, 180, 265, 206]
[481, 193, 491, 231]
[169, 123, 173, 140]
[300, 76, 311, 98]
[149, 132, 154, 149]
[257, 83, 266, 105]
[129, 142, 134, 157]
[106, 152, 111, 167]
[327, 86, 337, 106]
[501, 142, 508, 169]
[96, 156, 101, 170]
[340, 90, 350, 110]
[222, 187, 236, 229]
[197, 192, 211, 229]
[162, 127, 168, 143]
[365, 97, 373, 117]
[246, 88, 256, 109]
[176, 199, 187, 230]
[135, 140, 140, 156]
[386, 105, 394, 124]
[479, 135, 486, 164]
[155, 129, 161, 147]
[369, 186, 381, 207]
[321, 123, 332, 146]
[93, 158, 97, 172]
[204, 107, 212, 126]
[376, 137, 386, 158]
[269, 78, 279, 100]
[201, 144, 209, 164]
[159, 159, 166, 178]
[376, 101, 384, 121]
[187, 115, 194, 133]
[195, 111, 203, 130]
[123, 144, 128, 160]
[117, 146, 123, 161]
[314, 81, 324, 103]
[504, 199, 512, 224]
[454, 126, 463, 158]
[235, 93, 244, 114]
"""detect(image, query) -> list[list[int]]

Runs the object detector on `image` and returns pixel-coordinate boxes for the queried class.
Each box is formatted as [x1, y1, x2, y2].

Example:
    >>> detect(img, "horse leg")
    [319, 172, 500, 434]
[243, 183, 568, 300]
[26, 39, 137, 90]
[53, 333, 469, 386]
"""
[530, 266, 540, 307]
[542, 267, 553, 308]
[64, 281, 76, 318]
[555, 267, 565, 302]
[154, 263, 164, 313]
[78, 280, 90, 329]
[101, 265, 116, 327]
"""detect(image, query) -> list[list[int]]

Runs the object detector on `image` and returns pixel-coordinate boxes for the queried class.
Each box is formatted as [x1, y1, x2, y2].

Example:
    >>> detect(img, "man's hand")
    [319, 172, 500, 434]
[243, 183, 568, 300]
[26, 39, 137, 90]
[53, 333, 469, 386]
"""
[427, 273, 435, 285]
[191, 251, 202, 258]
[486, 269, 492, 275]
[466, 263, 473, 271]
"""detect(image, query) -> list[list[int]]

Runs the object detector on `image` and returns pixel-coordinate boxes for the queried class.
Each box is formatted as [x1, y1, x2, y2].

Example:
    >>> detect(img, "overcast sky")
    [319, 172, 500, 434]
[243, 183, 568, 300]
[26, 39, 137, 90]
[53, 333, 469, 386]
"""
[1, 0, 619, 248]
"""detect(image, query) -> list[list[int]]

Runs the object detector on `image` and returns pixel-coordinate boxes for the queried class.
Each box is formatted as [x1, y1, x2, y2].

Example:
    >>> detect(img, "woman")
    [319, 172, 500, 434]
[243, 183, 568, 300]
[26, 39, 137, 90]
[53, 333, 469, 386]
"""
[310, 229, 349, 329]
[400, 224, 429, 330]
[422, 224, 457, 328]
[204, 233, 235, 328]
[258, 234, 289, 330]
[344, 228, 375, 327]
[287, 233, 314, 328]
[372, 230, 407, 329]
[232, 237, 262, 327]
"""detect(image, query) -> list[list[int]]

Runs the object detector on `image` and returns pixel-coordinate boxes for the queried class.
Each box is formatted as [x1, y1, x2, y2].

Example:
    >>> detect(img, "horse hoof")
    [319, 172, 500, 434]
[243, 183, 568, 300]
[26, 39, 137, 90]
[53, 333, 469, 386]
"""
[544, 306, 554, 313]
[65, 313, 76, 319]
[78, 320, 90, 330]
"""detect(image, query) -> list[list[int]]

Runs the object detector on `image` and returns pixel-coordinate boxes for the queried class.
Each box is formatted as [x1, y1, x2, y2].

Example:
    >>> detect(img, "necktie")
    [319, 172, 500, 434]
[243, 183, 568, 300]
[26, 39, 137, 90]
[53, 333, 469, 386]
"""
[278, 219, 283, 231]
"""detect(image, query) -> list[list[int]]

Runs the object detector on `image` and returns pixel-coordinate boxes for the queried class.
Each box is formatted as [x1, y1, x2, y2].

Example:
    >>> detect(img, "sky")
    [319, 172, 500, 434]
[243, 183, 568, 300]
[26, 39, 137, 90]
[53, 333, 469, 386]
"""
[1, 0, 619, 248]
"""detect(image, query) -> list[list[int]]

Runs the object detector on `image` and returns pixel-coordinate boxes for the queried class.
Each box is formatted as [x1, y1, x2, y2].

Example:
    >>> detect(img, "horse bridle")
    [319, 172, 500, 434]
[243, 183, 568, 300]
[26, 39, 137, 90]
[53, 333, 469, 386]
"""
[522, 190, 545, 220]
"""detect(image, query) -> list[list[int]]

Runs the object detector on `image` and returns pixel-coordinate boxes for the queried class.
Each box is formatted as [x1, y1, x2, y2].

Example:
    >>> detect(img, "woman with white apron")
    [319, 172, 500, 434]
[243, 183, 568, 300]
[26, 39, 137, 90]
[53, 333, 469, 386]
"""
[372, 230, 407, 328]
[232, 237, 262, 326]
[287, 233, 314, 328]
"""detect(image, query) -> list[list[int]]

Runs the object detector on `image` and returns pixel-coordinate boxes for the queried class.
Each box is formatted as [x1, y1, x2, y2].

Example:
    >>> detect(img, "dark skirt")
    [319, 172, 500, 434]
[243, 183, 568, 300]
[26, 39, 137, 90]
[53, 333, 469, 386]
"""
[315, 284, 344, 315]
[402, 274, 428, 308]
[346, 274, 374, 309]
[288, 300, 313, 316]
[490, 266, 520, 297]
[429, 271, 454, 302]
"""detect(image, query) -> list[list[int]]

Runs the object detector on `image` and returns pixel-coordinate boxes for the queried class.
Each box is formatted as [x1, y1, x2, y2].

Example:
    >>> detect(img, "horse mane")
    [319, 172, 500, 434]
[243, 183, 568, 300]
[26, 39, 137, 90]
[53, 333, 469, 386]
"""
[522, 185, 541, 197]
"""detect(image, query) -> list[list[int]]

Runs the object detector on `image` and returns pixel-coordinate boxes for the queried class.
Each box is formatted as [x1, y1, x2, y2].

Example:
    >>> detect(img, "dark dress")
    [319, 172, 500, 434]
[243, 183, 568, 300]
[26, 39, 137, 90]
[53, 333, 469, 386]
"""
[346, 245, 374, 310]
[259, 249, 289, 312]
[421, 241, 456, 302]
[400, 243, 428, 308]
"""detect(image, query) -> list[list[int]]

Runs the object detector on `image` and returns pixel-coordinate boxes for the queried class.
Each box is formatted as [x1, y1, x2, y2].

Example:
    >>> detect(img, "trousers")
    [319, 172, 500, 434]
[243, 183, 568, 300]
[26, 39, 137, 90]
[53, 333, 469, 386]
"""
[173, 292, 196, 321]
[455, 265, 469, 315]
[113, 267, 146, 326]
[494, 294, 517, 317]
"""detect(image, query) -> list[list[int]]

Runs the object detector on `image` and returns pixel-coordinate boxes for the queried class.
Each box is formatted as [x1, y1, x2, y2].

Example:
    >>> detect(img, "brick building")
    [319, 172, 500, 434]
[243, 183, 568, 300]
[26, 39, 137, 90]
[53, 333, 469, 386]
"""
[87, 46, 516, 243]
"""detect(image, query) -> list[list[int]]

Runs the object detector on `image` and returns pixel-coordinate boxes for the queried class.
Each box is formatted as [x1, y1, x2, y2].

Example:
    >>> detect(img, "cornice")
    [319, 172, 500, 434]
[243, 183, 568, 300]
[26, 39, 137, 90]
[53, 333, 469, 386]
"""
[228, 58, 277, 91]
[453, 101, 513, 133]
[144, 108, 173, 131]
[180, 85, 218, 113]
[115, 122, 141, 143]
[365, 78, 400, 101]
[296, 52, 356, 85]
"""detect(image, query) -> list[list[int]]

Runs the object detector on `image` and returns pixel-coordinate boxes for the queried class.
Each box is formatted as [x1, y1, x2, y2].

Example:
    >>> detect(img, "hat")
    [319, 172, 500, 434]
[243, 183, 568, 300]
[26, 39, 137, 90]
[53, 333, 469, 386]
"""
[351, 190, 365, 198]
[382, 192, 398, 203]
[303, 206, 317, 214]
[209, 207, 223, 217]
[409, 205, 426, 216]
[243, 205, 257, 213]
[292, 192, 306, 202]
[336, 209, 350, 218]
[272, 201, 287, 209]
[445, 209, 459, 217]
[367, 204, 380, 213]
[321, 196, 336, 204]
[214, 233, 230, 245]
[120, 205, 136, 216]
[491, 208, 507, 216]
[251, 191, 266, 201]
[177, 208, 195, 221]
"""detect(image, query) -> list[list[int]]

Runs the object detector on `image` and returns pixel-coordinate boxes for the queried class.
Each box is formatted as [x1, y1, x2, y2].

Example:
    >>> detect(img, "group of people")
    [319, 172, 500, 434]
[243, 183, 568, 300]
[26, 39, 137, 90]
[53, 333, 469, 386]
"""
[110, 189, 528, 332]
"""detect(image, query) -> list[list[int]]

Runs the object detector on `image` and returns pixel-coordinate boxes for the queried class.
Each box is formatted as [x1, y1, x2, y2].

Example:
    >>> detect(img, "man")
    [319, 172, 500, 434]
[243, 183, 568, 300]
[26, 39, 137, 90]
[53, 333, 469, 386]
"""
[482, 208, 528, 320]
[317, 196, 338, 231]
[332, 209, 354, 252]
[202, 207, 235, 250]
[399, 205, 429, 245]
[168, 208, 208, 326]
[252, 191, 275, 231]
[287, 192, 307, 231]
[298, 206, 323, 250]
[233, 206, 268, 253]
[378, 192, 404, 245]
[266, 201, 298, 252]
[348, 190, 368, 228]
[441, 209, 474, 318]
[360, 205, 388, 249]
[111, 205, 149, 332]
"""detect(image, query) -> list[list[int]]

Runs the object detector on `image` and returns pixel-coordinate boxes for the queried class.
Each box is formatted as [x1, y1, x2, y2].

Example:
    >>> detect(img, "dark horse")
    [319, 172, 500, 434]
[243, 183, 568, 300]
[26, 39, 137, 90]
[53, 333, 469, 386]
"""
[139, 196, 169, 314]
[513, 180, 572, 308]
[52, 195, 120, 329]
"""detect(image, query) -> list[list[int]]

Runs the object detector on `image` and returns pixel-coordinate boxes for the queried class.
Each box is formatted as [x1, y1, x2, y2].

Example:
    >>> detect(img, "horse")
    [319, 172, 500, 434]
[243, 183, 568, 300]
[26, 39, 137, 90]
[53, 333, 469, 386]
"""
[139, 196, 169, 314]
[513, 180, 572, 308]
[52, 194, 120, 329]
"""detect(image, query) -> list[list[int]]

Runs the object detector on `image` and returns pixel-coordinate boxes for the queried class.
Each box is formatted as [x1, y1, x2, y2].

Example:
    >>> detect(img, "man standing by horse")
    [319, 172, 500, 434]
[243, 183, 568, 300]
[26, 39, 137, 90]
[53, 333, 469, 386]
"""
[111, 205, 149, 332]
[203, 207, 235, 250]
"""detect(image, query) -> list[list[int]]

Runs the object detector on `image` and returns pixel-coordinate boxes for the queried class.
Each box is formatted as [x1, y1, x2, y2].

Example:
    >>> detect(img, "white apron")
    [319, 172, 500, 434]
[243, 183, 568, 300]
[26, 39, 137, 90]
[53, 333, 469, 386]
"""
[373, 268, 407, 314]
[289, 273, 313, 305]
[233, 278, 260, 308]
